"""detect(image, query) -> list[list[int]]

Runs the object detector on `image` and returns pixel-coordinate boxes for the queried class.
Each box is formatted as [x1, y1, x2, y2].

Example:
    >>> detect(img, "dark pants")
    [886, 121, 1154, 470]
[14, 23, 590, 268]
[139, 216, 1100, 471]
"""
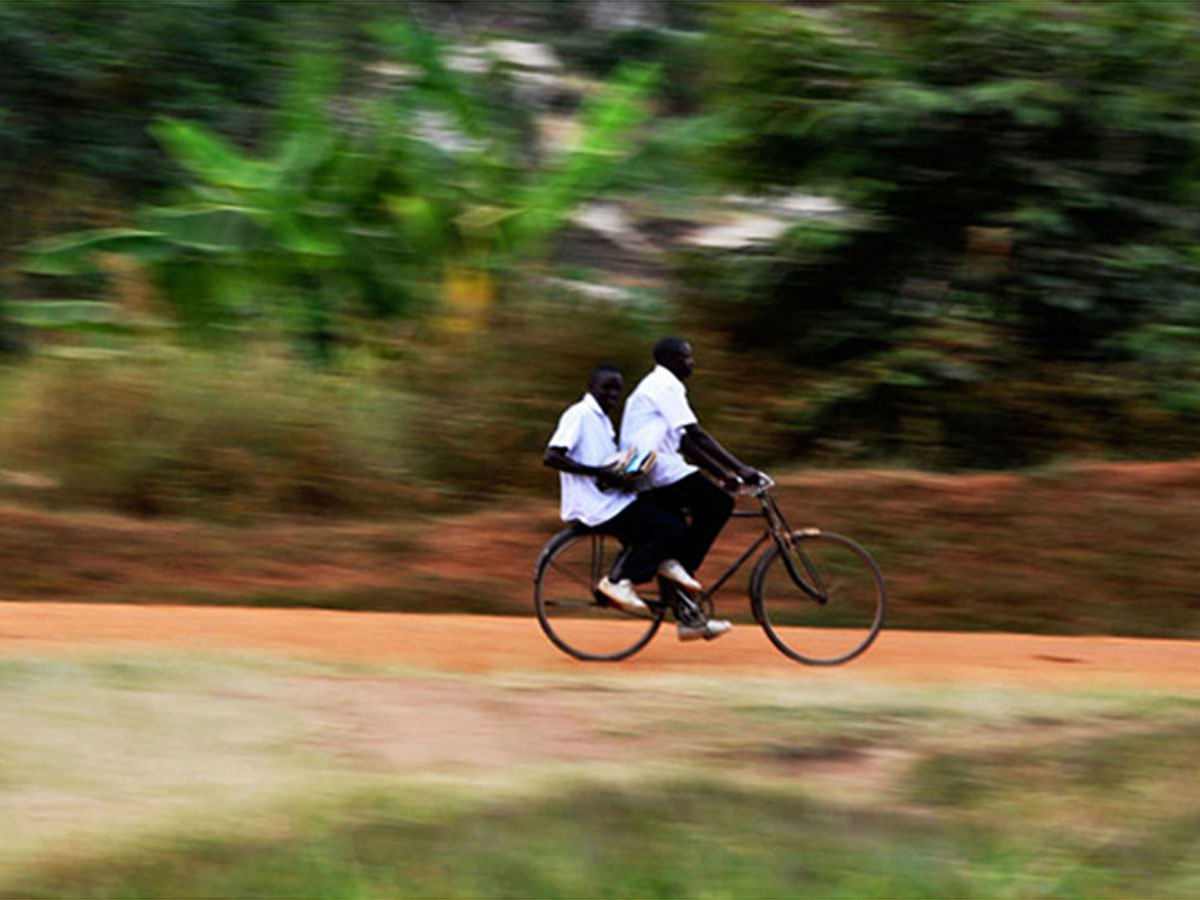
[640, 472, 734, 576]
[600, 497, 687, 585]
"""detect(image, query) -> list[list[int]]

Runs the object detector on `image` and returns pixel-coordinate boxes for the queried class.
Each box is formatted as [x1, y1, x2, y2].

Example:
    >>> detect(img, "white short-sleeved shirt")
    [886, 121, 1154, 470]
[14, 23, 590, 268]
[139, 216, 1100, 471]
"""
[619, 364, 699, 490]
[547, 392, 636, 527]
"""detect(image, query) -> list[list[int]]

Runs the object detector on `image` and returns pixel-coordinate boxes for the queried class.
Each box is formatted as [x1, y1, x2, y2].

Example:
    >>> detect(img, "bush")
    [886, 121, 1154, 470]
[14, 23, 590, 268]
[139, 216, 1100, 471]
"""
[0, 279, 816, 520]
[0, 349, 415, 519]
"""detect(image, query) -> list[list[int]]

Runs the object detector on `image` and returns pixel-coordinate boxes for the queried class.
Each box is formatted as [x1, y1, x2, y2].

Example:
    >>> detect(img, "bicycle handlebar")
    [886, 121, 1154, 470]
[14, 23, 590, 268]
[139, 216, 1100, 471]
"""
[736, 471, 775, 497]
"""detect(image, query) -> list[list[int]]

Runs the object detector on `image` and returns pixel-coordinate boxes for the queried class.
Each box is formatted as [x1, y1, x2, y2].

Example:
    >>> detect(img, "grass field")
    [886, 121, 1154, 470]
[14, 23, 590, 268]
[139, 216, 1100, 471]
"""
[2, 651, 1199, 898]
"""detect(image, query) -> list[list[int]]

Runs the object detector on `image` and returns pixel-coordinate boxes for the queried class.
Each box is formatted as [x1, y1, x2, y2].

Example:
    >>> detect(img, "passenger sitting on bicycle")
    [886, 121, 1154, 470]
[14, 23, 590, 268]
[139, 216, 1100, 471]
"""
[543, 363, 703, 617]
[621, 337, 763, 641]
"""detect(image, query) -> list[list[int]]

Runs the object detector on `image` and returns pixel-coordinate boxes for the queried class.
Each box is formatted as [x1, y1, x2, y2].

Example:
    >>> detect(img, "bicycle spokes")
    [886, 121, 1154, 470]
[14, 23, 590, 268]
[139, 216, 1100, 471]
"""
[547, 557, 595, 594]
[751, 531, 886, 666]
[534, 529, 665, 661]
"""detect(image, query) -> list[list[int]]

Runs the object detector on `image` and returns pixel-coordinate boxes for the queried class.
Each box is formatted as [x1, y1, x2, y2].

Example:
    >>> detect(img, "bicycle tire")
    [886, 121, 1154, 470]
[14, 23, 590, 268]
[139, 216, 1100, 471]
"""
[534, 527, 664, 662]
[750, 530, 885, 665]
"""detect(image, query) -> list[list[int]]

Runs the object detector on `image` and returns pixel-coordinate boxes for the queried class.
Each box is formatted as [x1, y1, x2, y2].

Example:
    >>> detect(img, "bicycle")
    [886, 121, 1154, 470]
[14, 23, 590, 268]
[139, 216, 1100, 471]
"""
[533, 474, 886, 665]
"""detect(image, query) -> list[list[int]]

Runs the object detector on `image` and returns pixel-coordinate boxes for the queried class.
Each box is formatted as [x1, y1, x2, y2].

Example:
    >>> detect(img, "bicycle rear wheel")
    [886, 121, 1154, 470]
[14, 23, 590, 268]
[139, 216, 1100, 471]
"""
[534, 528, 664, 662]
[750, 530, 885, 665]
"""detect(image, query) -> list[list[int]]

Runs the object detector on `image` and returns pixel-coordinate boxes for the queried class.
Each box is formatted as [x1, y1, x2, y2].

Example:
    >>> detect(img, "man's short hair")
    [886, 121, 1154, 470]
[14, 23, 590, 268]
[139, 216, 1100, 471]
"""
[653, 337, 689, 366]
[589, 363, 621, 383]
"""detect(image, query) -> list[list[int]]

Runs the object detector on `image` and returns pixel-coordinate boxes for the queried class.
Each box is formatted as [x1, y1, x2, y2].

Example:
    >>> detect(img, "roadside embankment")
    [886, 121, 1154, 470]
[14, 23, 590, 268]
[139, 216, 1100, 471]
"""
[2, 460, 1198, 637]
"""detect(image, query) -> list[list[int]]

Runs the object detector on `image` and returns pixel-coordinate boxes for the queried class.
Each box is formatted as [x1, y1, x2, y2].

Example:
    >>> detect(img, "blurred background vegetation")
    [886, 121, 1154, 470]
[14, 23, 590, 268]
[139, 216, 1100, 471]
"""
[2, 0, 1199, 519]
[6, 9, 1200, 893]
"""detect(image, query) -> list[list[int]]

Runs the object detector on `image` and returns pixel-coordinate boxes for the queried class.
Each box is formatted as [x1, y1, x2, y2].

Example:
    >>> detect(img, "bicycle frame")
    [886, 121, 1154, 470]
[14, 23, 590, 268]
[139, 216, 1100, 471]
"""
[696, 485, 829, 606]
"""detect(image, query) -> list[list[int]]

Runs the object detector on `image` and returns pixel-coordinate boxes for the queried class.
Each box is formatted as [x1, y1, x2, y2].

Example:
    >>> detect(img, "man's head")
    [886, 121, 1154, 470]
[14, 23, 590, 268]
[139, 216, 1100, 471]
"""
[653, 336, 694, 380]
[587, 363, 624, 414]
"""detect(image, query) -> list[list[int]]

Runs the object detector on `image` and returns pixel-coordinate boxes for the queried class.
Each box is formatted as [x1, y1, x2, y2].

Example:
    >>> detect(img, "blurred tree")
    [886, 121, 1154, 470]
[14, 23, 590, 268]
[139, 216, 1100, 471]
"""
[0, 0, 290, 349]
[19, 20, 659, 359]
[701, 0, 1200, 356]
[0, 1, 281, 202]
[683, 0, 1200, 465]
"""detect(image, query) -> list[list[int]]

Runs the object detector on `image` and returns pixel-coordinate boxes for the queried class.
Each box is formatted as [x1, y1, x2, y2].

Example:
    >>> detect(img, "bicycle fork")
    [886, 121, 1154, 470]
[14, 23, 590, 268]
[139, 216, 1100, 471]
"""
[778, 541, 830, 605]
[762, 494, 829, 605]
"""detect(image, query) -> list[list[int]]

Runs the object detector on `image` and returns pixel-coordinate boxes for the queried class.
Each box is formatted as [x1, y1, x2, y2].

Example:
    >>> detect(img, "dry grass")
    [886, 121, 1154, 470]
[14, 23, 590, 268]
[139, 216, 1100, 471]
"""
[3, 652, 1200, 897]
[0, 350, 423, 519]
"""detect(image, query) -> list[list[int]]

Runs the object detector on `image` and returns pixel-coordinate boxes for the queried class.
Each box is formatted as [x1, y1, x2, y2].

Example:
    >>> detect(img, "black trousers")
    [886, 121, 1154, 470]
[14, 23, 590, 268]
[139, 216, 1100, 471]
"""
[639, 472, 734, 576]
[600, 496, 687, 585]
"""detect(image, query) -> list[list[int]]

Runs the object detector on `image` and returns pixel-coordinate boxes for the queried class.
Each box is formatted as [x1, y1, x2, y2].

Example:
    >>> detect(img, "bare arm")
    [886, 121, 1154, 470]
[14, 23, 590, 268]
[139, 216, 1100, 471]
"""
[543, 446, 609, 478]
[543, 446, 624, 490]
[679, 425, 760, 489]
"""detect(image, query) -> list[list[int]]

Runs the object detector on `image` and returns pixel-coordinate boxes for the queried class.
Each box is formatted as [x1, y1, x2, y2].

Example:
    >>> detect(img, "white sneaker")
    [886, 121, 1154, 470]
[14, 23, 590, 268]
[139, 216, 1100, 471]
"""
[677, 619, 733, 642]
[597, 577, 650, 615]
[657, 559, 703, 592]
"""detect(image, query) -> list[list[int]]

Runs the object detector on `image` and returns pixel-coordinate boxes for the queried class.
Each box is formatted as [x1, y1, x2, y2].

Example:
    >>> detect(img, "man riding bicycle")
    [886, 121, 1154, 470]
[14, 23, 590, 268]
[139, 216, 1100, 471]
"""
[621, 337, 763, 641]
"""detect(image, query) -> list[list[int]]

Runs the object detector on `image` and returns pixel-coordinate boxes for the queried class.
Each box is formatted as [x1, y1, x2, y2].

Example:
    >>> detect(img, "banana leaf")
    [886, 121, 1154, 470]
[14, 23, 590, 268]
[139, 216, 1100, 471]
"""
[150, 117, 273, 190]
[4, 299, 130, 333]
[271, 53, 341, 166]
[20, 229, 173, 275]
[270, 214, 342, 257]
[139, 205, 268, 253]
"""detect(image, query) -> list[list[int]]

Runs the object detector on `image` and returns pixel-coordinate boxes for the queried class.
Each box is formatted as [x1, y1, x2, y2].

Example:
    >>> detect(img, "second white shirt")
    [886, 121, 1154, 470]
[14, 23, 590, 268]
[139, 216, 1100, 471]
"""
[619, 364, 699, 491]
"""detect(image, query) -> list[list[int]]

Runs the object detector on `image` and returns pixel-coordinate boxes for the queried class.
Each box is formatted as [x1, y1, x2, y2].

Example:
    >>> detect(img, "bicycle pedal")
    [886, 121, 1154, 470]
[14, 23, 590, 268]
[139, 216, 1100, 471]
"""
[673, 599, 708, 628]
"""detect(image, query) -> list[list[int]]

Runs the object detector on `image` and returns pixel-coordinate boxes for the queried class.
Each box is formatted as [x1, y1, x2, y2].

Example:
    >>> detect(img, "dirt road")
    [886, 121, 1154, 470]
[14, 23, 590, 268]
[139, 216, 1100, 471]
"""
[4, 602, 1200, 691]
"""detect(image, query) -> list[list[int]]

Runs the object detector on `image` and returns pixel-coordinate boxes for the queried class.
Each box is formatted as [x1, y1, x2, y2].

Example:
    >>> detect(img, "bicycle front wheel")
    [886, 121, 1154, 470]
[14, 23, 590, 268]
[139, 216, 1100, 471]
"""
[750, 530, 885, 665]
[534, 528, 664, 662]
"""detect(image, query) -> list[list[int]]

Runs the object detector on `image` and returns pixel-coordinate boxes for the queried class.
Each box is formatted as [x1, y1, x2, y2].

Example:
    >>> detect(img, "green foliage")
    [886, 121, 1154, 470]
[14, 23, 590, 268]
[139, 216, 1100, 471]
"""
[17, 21, 658, 360]
[512, 62, 660, 249]
[0, 0, 282, 202]
[4, 300, 129, 335]
[22, 229, 172, 275]
[705, 0, 1200, 349]
[687, 0, 1200, 467]
[0, 0, 399, 353]
[8, 0, 1200, 496]
[0, 285, 682, 518]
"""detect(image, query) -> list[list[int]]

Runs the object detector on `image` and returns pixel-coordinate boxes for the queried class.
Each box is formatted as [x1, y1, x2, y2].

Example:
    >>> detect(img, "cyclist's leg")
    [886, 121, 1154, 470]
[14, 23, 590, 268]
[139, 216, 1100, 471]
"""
[643, 472, 732, 575]
[600, 498, 687, 585]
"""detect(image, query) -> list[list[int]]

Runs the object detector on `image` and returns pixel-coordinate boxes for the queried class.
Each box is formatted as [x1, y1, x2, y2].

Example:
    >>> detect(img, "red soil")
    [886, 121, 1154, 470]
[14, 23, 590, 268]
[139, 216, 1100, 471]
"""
[4, 602, 1200, 692]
